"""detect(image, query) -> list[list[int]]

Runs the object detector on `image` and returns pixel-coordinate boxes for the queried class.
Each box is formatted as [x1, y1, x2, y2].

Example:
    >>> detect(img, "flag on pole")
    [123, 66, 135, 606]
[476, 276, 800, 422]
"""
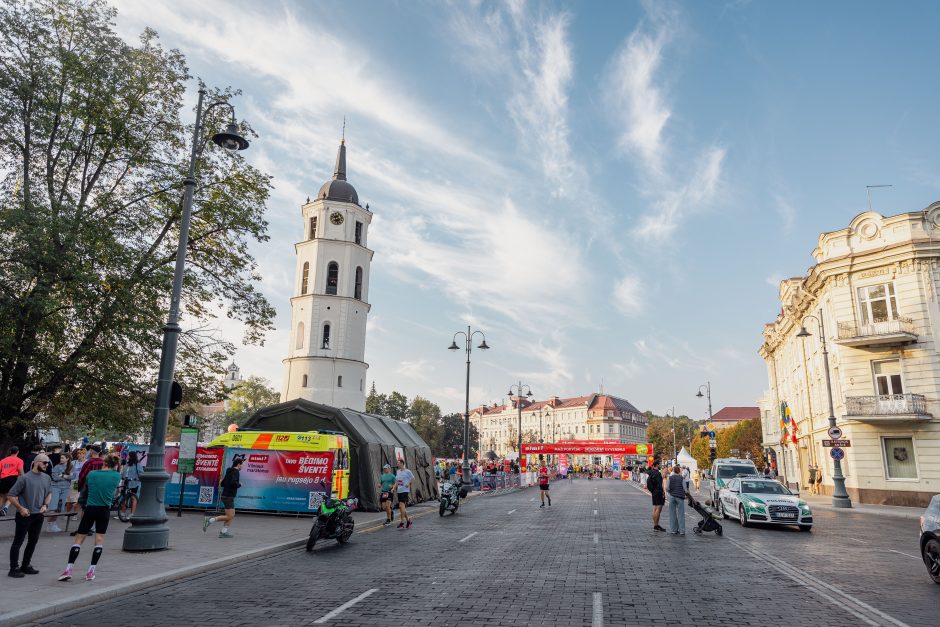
[779, 401, 791, 448]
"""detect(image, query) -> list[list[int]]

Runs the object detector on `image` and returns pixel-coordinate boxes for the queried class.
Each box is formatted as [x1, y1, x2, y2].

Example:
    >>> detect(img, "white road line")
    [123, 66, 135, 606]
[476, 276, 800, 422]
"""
[459, 532, 478, 543]
[727, 538, 907, 627]
[849, 538, 867, 544]
[593, 532, 598, 544]
[530, 497, 535, 501]
[890, 549, 920, 559]
[508, 509, 516, 515]
[594, 498, 597, 502]
[314, 588, 378, 624]
[592, 592, 603, 627]
[593, 509, 598, 515]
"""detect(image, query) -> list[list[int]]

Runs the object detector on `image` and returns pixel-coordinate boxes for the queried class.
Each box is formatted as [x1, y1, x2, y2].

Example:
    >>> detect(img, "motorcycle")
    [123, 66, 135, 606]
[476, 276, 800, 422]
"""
[306, 497, 357, 551]
[439, 481, 467, 516]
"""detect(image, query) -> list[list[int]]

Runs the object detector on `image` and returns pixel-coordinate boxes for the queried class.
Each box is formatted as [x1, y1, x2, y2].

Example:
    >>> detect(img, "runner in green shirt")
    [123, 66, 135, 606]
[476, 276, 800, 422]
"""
[379, 464, 397, 526]
[60, 455, 122, 582]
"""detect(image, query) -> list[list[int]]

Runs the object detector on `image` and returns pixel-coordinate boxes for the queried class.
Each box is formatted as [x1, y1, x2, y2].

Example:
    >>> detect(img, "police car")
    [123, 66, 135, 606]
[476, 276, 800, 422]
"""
[716, 476, 813, 531]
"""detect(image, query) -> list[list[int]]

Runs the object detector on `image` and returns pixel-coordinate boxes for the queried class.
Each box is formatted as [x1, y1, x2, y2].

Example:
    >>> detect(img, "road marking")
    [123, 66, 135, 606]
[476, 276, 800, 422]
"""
[592, 592, 603, 627]
[314, 588, 378, 624]
[727, 537, 907, 627]
[459, 532, 478, 543]
[594, 498, 597, 502]
[889, 549, 919, 559]
[849, 538, 867, 544]
[530, 497, 535, 501]
[593, 532, 598, 544]
[593, 509, 598, 515]
[508, 509, 516, 515]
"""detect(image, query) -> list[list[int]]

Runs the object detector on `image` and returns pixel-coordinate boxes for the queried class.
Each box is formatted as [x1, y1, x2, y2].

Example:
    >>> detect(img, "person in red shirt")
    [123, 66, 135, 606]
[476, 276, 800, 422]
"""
[538, 457, 551, 508]
[1, 446, 25, 515]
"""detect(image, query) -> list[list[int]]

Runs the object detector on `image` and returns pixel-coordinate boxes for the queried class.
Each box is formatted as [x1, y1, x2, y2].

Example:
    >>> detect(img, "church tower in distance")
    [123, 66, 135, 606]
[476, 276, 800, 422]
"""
[281, 139, 372, 411]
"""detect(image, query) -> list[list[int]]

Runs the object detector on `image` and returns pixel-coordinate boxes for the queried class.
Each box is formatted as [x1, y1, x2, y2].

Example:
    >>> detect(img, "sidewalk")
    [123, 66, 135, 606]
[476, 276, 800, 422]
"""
[798, 494, 924, 520]
[0, 503, 435, 626]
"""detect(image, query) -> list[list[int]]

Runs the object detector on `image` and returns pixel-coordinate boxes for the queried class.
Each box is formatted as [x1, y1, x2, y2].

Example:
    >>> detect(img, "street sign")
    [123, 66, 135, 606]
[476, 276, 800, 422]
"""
[707, 423, 715, 431]
[709, 439, 717, 448]
[829, 447, 845, 461]
[178, 427, 198, 473]
[708, 431, 716, 438]
[827, 426, 843, 439]
[822, 439, 851, 447]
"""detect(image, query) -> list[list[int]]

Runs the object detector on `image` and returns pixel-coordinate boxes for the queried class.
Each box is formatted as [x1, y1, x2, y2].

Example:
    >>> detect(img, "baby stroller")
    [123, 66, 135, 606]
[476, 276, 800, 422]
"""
[688, 494, 723, 536]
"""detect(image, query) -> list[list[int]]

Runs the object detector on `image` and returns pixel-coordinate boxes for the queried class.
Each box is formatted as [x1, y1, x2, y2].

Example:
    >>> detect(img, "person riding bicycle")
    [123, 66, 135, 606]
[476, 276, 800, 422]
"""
[119, 451, 143, 518]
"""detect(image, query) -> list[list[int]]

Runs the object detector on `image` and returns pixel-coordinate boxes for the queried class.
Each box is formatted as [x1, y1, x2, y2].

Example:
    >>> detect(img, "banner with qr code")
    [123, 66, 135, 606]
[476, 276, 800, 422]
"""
[127, 445, 225, 508]
[224, 448, 334, 513]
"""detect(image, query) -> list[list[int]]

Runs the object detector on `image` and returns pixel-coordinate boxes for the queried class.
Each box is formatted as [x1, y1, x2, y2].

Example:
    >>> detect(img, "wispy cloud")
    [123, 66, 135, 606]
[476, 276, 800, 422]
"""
[773, 193, 797, 232]
[613, 275, 644, 317]
[396, 359, 432, 382]
[634, 336, 716, 373]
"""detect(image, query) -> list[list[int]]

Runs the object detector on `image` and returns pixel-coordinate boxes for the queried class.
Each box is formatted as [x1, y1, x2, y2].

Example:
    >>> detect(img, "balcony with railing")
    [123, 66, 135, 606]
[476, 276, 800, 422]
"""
[844, 393, 933, 422]
[834, 317, 917, 348]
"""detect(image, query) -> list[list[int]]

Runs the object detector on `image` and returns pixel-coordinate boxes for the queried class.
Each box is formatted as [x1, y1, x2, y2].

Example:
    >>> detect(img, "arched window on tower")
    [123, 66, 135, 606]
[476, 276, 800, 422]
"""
[301, 262, 309, 295]
[354, 266, 363, 300]
[295, 322, 305, 349]
[309, 216, 317, 239]
[322, 323, 331, 349]
[326, 262, 339, 295]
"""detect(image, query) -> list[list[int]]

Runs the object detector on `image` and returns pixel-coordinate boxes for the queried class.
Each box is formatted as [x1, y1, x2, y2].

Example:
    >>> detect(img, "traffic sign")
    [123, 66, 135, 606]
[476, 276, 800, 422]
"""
[823, 439, 851, 447]
[708, 431, 716, 438]
[707, 423, 715, 431]
[830, 447, 845, 461]
[827, 426, 843, 439]
[709, 440, 717, 448]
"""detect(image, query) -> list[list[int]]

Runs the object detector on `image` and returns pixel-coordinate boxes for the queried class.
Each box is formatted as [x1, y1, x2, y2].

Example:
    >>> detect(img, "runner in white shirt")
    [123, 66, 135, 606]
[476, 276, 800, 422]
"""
[395, 459, 414, 529]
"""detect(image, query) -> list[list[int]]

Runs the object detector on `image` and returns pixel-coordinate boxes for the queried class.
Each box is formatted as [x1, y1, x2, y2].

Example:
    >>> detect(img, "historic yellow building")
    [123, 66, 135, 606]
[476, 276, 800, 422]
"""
[759, 203, 940, 506]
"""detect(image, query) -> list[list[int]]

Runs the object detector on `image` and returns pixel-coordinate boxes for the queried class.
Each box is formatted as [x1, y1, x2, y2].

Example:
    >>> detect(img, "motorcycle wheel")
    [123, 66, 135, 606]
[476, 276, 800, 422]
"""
[453, 501, 459, 514]
[439, 501, 446, 517]
[337, 516, 354, 543]
[306, 520, 322, 552]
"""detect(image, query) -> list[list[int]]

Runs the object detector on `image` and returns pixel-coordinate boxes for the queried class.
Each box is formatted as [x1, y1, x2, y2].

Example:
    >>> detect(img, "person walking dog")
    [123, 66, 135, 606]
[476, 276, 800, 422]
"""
[7, 454, 52, 578]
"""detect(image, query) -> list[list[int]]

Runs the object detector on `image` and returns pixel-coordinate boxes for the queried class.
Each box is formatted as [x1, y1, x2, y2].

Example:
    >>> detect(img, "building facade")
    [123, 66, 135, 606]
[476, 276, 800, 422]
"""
[710, 406, 760, 430]
[281, 140, 372, 411]
[759, 203, 940, 506]
[470, 393, 648, 459]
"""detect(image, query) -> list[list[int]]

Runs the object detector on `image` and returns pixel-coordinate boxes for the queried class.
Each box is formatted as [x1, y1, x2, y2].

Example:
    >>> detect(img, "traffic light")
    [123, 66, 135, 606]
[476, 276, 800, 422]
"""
[170, 381, 183, 409]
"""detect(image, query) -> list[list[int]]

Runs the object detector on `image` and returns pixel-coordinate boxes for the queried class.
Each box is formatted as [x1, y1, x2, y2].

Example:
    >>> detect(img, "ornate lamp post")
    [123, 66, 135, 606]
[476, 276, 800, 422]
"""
[797, 309, 852, 508]
[449, 327, 489, 487]
[124, 89, 250, 552]
[507, 382, 533, 458]
[696, 382, 715, 464]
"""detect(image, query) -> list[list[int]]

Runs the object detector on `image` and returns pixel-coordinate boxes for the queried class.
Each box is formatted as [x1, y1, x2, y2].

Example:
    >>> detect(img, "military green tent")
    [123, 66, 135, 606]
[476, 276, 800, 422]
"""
[241, 398, 437, 511]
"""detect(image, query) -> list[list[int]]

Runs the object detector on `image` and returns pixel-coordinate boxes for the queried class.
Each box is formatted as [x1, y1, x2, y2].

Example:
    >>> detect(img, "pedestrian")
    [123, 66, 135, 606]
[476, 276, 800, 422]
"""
[538, 457, 551, 507]
[203, 457, 243, 538]
[24, 444, 43, 470]
[66, 449, 86, 515]
[449, 462, 457, 483]
[58, 455, 121, 582]
[646, 459, 666, 532]
[667, 465, 688, 536]
[379, 463, 396, 526]
[120, 451, 143, 518]
[394, 458, 414, 529]
[692, 468, 701, 492]
[808, 464, 818, 495]
[72, 445, 103, 537]
[47, 455, 73, 532]
[815, 467, 823, 494]
[7, 454, 52, 578]
[0, 445, 25, 516]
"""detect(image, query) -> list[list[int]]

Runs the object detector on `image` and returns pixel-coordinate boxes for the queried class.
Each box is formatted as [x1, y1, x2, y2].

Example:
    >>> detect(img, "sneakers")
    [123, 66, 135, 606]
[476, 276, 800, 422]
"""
[85, 569, 95, 581]
[19, 565, 38, 575]
[383, 520, 392, 527]
[397, 522, 405, 529]
[653, 525, 666, 532]
[406, 520, 412, 529]
[8, 568, 24, 578]
[218, 531, 234, 539]
[58, 566, 73, 582]
[547, 496, 551, 506]
[202, 517, 210, 533]
[47, 524, 63, 533]
[540, 503, 545, 508]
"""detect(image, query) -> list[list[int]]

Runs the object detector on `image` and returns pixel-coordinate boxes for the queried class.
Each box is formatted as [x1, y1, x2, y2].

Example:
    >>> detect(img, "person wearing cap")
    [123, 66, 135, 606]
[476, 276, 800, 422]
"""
[7, 454, 52, 578]
[378, 463, 397, 526]
[0, 445, 25, 516]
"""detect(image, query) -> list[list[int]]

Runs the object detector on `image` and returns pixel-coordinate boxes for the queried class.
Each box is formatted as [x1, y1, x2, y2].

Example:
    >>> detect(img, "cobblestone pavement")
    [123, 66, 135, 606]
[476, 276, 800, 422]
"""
[35, 479, 937, 626]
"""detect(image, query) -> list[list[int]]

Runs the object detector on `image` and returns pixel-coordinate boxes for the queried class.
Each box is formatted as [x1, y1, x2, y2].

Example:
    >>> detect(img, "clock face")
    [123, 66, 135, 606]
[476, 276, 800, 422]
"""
[330, 212, 344, 225]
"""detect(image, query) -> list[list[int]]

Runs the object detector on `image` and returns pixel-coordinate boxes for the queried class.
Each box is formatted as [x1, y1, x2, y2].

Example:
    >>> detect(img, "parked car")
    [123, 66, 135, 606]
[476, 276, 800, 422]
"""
[920, 494, 940, 584]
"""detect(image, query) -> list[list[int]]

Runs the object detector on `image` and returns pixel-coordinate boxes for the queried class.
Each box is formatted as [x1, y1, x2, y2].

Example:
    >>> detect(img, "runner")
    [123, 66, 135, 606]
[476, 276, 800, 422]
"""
[538, 457, 551, 507]
[395, 458, 413, 529]
[203, 457, 243, 538]
[379, 463, 396, 526]
[58, 455, 121, 582]
[0, 445, 24, 516]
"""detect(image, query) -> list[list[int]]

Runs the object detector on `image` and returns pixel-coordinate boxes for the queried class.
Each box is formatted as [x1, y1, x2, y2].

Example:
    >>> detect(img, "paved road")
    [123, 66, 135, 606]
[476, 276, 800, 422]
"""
[36, 479, 937, 626]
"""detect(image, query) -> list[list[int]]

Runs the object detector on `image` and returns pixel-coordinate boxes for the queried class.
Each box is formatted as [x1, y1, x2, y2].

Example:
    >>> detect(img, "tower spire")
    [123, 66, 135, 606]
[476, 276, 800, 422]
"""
[333, 138, 347, 181]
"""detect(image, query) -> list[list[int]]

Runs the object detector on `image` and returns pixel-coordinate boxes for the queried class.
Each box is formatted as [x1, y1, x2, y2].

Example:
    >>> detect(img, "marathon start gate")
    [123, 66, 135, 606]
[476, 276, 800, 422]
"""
[519, 442, 654, 472]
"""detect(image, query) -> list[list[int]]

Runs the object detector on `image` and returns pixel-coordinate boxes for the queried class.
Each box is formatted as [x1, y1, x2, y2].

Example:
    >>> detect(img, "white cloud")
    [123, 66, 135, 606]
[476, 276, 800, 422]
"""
[613, 359, 642, 379]
[773, 193, 797, 232]
[396, 359, 432, 382]
[634, 336, 716, 373]
[614, 275, 644, 317]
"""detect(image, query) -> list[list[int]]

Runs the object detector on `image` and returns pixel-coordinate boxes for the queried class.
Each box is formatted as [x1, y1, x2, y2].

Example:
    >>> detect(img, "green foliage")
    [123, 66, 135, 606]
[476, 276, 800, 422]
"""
[689, 419, 765, 470]
[384, 391, 408, 422]
[367, 387, 477, 458]
[644, 412, 698, 460]
[223, 376, 279, 426]
[0, 0, 274, 442]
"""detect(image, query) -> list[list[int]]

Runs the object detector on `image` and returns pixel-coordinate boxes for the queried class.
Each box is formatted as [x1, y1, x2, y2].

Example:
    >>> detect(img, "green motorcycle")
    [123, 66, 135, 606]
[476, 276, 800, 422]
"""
[306, 497, 357, 552]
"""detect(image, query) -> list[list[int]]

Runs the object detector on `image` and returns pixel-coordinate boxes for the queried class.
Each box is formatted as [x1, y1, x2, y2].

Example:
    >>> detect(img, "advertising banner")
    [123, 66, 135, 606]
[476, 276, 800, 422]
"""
[520, 443, 653, 455]
[125, 445, 226, 508]
[227, 448, 334, 513]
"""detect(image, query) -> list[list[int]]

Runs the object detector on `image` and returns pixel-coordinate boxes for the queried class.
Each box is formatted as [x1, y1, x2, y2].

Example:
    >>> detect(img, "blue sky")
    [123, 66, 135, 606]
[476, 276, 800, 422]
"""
[111, 0, 940, 419]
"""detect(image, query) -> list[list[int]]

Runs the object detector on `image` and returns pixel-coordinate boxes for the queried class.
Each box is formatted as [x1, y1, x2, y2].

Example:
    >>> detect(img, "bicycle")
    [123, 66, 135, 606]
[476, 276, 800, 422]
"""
[112, 479, 138, 522]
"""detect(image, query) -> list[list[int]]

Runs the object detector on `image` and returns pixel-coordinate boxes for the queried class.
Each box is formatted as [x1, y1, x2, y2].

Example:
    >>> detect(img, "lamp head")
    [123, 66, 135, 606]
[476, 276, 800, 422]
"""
[212, 122, 250, 151]
[696, 390, 704, 398]
[448, 341, 459, 351]
[478, 339, 490, 350]
[796, 326, 811, 338]
[526, 391, 533, 397]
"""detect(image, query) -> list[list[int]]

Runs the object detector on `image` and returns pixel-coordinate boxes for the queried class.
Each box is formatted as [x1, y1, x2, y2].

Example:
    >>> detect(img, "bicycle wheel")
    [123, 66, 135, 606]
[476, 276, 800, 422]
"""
[117, 495, 133, 522]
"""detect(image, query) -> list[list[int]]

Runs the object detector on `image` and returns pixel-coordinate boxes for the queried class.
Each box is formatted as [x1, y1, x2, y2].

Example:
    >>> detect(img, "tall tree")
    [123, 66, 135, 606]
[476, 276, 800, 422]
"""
[0, 0, 274, 444]
[384, 391, 408, 422]
[406, 396, 442, 451]
[645, 413, 698, 460]
[439, 412, 477, 459]
[365, 382, 387, 416]
[223, 376, 279, 426]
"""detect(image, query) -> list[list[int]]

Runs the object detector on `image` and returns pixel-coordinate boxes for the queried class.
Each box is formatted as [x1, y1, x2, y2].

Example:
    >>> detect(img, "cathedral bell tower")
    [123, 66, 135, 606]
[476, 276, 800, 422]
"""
[281, 139, 372, 410]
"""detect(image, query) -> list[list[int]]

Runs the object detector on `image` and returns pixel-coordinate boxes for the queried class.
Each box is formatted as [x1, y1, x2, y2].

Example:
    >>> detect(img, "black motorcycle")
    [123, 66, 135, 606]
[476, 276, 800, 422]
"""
[306, 497, 357, 551]
[439, 481, 467, 516]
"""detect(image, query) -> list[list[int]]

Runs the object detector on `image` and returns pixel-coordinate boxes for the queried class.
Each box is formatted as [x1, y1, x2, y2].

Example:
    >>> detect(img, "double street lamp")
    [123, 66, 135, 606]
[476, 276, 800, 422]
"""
[696, 382, 715, 463]
[797, 310, 852, 508]
[449, 327, 490, 487]
[508, 382, 533, 458]
[124, 89, 250, 552]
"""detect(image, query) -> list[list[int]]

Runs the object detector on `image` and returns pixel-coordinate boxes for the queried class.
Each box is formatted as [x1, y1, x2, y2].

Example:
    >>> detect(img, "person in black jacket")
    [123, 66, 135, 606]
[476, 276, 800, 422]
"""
[203, 457, 243, 538]
[645, 459, 666, 532]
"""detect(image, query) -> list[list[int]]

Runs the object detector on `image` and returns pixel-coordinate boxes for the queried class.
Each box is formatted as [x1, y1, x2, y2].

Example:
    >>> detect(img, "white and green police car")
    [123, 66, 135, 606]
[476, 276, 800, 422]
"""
[717, 477, 813, 532]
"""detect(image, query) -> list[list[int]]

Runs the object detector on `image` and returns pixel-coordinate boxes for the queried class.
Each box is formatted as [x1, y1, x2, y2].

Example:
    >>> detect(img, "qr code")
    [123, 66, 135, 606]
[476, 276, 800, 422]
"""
[198, 486, 214, 505]
[307, 491, 326, 510]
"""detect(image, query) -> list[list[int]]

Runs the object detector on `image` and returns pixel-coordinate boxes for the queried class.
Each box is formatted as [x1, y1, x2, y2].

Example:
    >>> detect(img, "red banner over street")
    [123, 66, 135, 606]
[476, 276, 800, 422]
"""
[520, 442, 653, 455]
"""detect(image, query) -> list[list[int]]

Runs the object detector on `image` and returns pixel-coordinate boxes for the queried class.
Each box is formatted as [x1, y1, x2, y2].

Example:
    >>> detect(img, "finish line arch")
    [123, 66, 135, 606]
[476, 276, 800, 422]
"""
[519, 442, 654, 473]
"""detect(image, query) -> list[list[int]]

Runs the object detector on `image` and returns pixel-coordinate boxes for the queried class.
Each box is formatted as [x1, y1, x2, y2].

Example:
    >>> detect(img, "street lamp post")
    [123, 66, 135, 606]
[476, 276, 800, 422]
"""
[124, 89, 250, 552]
[669, 406, 676, 464]
[797, 309, 852, 508]
[696, 382, 715, 465]
[449, 326, 490, 488]
[508, 382, 533, 460]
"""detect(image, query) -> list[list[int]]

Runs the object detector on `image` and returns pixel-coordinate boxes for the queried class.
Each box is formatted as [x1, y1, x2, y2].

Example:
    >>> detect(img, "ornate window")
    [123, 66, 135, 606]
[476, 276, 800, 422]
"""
[309, 216, 317, 239]
[857, 283, 898, 325]
[322, 323, 331, 349]
[301, 262, 309, 295]
[354, 266, 363, 300]
[295, 322, 305, 349]
[326, 262, 339, 295]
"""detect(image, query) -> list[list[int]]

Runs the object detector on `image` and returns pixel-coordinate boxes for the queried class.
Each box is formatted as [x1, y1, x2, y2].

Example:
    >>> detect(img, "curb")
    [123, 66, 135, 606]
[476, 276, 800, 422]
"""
[0, 512, 398, 627]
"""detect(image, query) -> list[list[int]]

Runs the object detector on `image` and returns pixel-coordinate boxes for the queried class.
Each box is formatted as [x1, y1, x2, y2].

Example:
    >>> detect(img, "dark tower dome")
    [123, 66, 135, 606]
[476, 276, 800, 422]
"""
[318, 139, 359, 204]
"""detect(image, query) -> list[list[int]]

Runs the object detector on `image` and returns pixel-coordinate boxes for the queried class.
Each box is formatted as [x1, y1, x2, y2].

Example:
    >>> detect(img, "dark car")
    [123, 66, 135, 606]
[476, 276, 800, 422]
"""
[920, 494, 940, 584]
